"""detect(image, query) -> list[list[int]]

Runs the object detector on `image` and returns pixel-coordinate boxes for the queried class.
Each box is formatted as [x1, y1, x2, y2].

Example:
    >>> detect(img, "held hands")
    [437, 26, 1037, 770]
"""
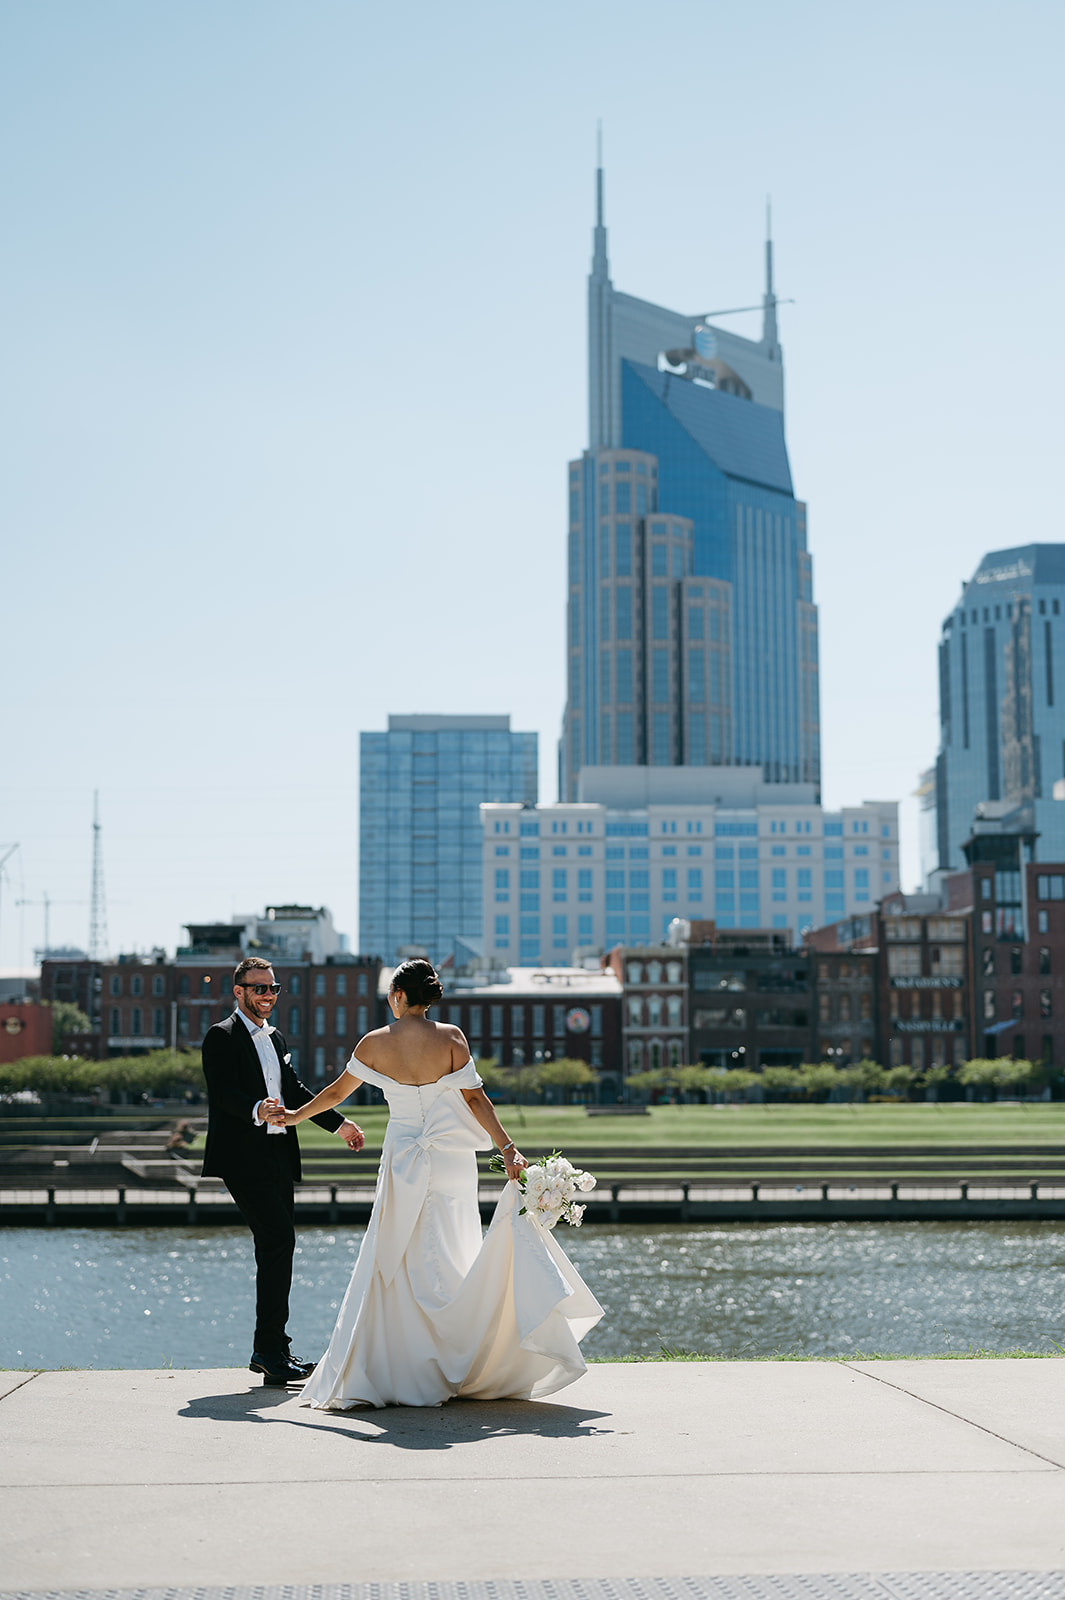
[337, 1119, 364, 1152]
[264, 1101, 298, 1127]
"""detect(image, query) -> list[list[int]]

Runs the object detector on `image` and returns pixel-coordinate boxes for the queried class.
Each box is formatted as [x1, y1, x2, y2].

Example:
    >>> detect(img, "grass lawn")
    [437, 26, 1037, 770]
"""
[297, 1100, 1065, 1154]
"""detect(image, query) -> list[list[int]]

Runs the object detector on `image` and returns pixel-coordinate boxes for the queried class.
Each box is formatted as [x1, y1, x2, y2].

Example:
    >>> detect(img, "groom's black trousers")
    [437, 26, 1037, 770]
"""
[224, 1139, 296, 1358]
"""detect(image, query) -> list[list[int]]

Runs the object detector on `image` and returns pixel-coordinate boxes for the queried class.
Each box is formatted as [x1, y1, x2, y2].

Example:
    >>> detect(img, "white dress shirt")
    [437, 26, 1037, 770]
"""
[239, 1007, 285, 1135]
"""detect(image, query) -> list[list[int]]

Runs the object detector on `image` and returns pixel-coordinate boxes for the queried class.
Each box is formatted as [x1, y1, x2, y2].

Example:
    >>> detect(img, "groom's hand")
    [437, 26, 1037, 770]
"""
[337, 1120, 364, 1152]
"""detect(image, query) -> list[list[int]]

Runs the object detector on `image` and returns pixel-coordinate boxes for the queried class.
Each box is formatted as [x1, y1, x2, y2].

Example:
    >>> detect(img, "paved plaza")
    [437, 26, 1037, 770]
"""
[1, 1361, 1064, 1597]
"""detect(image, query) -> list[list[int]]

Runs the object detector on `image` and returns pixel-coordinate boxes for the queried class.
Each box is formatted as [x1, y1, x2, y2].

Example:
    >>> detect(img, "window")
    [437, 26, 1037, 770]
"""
[651, 543, 667, 577]
[652, 587, 668, 640]
[335, 973, 347, 997]
[315, 1047, 326, 1076]
[854, 846, 869, 857]
[1012, 990, 1024, 1020]
[1041, 989, 1053, 1019]
[314, 1006, 326, 1036]
[288, 1005, 301, 1032]
[652, 649, 669, 703]
[1040, 947, 1052, 975]
[616, 482, 631, 514]
[152, 1007, 165, 1036]
[314, 973, 326, 997]
[1038, 909, 1049, 933]
[855, 869, 869, 888]
[109, 1007, 120, 1034]
[495, 868, 509, 889]
[131, 974, 143, 997]
[336, 1006, 347, 1034]
[130, 1006, 143, 1034]
[520, 870, 540, 889]
[109, 975, 121, 996]
[289, 974, 301, 996]
[520, 846, 540, 860]
[1037, 875, 1065, 900]
[152, 975, 164, 997]
[1010, 947, 1023, 976]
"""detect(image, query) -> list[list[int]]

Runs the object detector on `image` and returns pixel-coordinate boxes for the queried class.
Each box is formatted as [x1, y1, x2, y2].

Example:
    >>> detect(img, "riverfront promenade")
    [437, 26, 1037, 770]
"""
[2, 1361, 1064, 1599]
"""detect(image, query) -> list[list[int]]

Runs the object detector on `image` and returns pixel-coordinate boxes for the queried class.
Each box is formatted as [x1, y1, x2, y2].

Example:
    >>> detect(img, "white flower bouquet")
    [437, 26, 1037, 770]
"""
[488, 1148, 597, 1229]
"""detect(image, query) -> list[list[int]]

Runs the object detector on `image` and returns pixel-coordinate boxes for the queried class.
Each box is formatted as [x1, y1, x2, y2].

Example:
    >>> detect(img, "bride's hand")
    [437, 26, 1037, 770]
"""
[503, 1150, 527, 1181]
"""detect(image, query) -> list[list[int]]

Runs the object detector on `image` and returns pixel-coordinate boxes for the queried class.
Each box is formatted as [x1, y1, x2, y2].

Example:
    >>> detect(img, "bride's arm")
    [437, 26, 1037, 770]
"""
[461, 1086, 527, 1181]
[271, 1062, 364, 1126]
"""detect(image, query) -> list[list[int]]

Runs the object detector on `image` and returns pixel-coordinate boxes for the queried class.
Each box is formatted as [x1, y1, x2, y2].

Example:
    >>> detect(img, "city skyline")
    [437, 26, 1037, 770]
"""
[3, 2, 1063, 966]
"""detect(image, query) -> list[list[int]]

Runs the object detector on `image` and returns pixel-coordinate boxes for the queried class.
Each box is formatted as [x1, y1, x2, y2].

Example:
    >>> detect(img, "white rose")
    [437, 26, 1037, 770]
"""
[568, 1203, 586, 1226]
[577, 1172, 597, 1192]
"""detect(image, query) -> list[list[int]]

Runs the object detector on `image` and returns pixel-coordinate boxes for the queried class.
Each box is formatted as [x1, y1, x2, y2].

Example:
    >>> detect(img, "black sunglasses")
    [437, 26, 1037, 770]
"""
[236, 981, 281, 996]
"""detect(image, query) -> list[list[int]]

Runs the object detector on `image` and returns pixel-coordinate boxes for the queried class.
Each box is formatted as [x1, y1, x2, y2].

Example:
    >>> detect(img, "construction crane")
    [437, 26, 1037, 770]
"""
[0, 844, 19, 963]
[17, 893, 85, 960]
[89, 791, 108, 961]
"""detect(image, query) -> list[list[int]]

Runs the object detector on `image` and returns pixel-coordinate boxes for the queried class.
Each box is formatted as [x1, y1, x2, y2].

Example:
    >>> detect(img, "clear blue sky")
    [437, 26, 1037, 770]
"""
[2, 0, 1062, 966]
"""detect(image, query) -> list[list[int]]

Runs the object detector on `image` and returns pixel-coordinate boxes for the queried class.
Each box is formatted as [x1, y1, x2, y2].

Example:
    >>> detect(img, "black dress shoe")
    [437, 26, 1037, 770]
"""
[249, 1350, 310, 1387]
[286, 1354, 317, 1376]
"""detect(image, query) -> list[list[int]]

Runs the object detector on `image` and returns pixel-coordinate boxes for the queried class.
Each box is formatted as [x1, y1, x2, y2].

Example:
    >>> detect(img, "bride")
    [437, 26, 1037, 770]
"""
[266, 957, 602, 1409]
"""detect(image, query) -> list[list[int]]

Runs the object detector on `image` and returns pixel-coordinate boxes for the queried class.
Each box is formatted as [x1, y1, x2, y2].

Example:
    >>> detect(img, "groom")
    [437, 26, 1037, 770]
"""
[201, 955, 364, 1386]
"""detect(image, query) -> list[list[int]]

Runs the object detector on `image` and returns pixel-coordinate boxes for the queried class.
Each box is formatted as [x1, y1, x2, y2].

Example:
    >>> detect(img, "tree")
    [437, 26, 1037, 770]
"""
[839, 1058, 886, 1098]
[668, 1064, 715, 1099]
[625, 1069, 666, 1096]
[959, 1057, 1038, 1097]
[760, 1065, 803, 1096]
[882, 1064, 916, 1098]
[48, 1002, 92, 1054]
[798, 1061, 840, 1099]
[706, 1067, 756, 1099]
[537, 1057, 598, 1102]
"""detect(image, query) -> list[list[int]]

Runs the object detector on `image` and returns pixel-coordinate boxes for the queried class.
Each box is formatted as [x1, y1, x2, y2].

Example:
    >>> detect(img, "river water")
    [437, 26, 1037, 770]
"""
[3, 1219, 1064, 1369]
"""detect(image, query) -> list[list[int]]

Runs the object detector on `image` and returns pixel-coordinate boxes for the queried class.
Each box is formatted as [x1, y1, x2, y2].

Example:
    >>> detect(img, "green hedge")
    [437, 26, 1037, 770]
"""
[0, 1050, 204, 1098]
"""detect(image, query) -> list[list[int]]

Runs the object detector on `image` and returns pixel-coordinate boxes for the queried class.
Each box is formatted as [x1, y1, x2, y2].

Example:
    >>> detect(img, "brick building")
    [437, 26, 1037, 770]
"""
[433, 964, 622, 1088]
[0, 1003, 54, 1062]
[39, 955, 102, 1032]
[811, 950, 878, 1064]
[807, 897, 971, 1068]
[603, 944, 688, 1077]
[100, 950, 382, 1080]
[687, 924, 813, 1069]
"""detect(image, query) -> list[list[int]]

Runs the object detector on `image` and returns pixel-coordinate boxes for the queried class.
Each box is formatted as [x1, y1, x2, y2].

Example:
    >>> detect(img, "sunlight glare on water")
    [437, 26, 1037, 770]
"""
[2, 1220, 1063, 1369]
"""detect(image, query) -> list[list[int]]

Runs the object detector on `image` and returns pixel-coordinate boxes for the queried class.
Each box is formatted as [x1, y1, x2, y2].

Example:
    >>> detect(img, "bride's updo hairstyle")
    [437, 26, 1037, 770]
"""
[391, 958, 444, 1010]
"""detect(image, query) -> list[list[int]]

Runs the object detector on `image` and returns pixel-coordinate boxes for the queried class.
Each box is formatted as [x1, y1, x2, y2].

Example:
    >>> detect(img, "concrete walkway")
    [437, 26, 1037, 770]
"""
[2, 1361, 1065, 1594]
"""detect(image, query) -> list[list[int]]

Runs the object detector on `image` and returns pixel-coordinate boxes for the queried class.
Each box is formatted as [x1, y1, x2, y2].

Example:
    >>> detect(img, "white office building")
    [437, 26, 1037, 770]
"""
[482, 768, 898, 967]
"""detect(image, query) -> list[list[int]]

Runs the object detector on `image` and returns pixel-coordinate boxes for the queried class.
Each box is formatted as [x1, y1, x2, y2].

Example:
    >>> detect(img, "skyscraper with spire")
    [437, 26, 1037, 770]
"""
[562, 164, 820, 803]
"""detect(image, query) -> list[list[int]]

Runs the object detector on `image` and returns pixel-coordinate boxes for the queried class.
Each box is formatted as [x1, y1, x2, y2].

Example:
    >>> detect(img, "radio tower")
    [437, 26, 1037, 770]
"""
[88, 791, 109, 961]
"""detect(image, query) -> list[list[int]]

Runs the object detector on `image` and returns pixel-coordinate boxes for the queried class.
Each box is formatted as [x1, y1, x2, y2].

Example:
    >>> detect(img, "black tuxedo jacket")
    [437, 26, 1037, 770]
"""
[200, 1012, 344, 1182]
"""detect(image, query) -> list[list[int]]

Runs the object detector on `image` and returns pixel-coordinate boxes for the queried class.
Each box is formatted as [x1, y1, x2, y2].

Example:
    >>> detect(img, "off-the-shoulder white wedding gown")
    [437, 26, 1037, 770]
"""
[301, 1058, 603, 1410]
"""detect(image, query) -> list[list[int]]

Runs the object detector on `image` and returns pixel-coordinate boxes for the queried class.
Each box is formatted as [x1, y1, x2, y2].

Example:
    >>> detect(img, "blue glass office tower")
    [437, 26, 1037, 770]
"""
[360, 715, 538, 967]
[934, 546, 1065, 871]
[561, 167, 820, 801]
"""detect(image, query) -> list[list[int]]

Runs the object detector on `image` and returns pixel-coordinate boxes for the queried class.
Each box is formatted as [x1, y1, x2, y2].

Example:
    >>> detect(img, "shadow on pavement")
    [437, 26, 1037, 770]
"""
[178, 1387, 614, 1448]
